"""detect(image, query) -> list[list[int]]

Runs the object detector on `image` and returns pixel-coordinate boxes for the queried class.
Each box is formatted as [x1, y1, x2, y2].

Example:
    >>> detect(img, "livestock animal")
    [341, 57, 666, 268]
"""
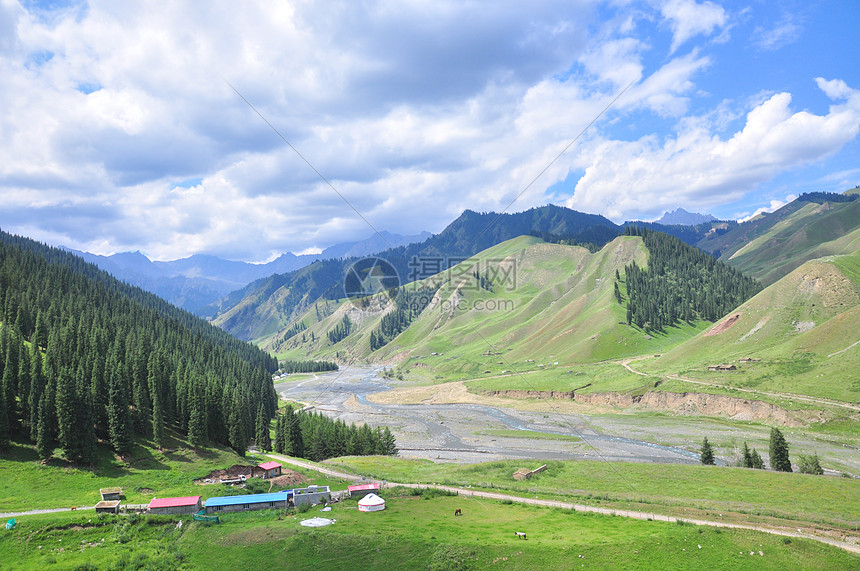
[515, 531, 527, 539]
[454, 509, 462, 516]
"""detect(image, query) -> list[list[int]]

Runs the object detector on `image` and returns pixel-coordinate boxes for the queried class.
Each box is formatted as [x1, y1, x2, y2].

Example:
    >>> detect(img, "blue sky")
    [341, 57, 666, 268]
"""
[0, 0, 858, 261]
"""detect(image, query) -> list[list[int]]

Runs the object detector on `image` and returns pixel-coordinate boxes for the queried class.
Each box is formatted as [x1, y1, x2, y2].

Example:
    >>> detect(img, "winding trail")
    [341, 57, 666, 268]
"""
[265, 453, 860, 556]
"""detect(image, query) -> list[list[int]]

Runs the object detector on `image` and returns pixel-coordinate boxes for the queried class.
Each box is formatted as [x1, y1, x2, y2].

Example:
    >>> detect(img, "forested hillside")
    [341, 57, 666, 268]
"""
[0, 230, 279, 461]
[622, 228, 762, 331]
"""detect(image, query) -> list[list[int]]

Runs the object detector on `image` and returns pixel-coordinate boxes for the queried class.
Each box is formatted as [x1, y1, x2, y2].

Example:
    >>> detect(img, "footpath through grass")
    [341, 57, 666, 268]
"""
[1, 492, 856, 570]
[329, 457, 860, 532]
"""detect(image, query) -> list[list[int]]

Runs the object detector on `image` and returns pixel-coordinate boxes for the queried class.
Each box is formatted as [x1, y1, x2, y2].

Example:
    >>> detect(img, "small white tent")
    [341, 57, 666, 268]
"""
[358, 493, 385, 512]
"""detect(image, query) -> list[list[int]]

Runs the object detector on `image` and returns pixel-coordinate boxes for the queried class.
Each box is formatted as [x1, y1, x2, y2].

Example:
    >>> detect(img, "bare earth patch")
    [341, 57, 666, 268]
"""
[704, 313, 741, 336]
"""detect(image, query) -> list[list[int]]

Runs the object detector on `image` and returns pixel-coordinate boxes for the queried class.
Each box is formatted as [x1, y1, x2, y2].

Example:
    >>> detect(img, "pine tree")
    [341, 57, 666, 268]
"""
[0, 370, 9, 449]
[187, 377, 207, 448]
[769, 427, 792, 472]
[741, 442, 753, 468]
[56, 367, 86, 463]
[750, 448, 764, 469]
[286, 406, 303, 458]
[107, 360, 133, 455]
[380, 426, 398, 456]
[36, 391, 53, 460]
[255, 404, 271, 452]
[274, 414, 285, 454]
[228, 391, 247, 456]
[700, 436, 715, 465]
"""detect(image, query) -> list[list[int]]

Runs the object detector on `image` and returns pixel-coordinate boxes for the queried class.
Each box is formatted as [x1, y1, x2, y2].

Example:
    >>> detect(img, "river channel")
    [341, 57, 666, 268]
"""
[274, 366, 704, 465]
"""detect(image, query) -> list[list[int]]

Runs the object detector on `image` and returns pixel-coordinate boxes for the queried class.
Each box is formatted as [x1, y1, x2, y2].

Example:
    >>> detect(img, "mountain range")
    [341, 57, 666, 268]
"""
[67, 230, 430, 314]
[655, 207, 717, 226]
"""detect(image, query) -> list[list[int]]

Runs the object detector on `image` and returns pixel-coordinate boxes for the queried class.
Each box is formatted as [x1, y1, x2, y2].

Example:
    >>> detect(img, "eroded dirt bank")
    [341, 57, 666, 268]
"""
[481, 389, 802, 426]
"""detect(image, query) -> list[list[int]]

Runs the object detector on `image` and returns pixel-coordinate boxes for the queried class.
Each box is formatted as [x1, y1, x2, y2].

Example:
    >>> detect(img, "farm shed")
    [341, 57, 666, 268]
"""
[99, 487, 122, 501]
[358, 493, 385, 512]
[708, 364, 737, 371]
[148, 496, 202, 515]
[95, 500, 120, 514]
[293, 485, 331, 506]
[204, 491, 292, 514]
[257, 461, 283, 479]
[348, 483, 380, 499]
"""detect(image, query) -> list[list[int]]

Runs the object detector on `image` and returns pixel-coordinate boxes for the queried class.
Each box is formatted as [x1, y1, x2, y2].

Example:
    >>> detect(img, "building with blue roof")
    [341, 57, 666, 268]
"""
[204, 490, 293, 514]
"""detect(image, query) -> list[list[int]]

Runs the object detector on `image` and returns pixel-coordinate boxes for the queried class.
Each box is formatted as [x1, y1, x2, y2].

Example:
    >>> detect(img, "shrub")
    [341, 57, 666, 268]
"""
[798, 454, 824, 475]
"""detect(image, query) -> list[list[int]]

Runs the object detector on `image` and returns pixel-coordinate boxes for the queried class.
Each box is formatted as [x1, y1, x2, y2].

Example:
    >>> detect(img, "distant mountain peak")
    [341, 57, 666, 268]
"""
[656, 208, 716, 226]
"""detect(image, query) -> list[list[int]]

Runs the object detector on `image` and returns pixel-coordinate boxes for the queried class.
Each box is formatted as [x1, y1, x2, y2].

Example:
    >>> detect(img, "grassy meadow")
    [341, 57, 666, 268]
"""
[0, 434, 345, 514]
[2, 491, 856, 570]
[329, 457, 860, 532]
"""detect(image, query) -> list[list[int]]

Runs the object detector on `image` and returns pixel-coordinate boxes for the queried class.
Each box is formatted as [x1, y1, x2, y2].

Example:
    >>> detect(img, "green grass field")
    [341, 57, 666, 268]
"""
[2, 492, 856, 570]
[329, 457, 860, 531]
[0, 434, 346, 513]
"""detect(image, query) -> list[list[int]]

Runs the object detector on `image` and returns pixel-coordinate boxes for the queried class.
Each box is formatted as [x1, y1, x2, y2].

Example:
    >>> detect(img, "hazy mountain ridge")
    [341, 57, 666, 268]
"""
[210, 205, 625, 340]
[656, 207, 717, 226]
[67, 231, 431, 314]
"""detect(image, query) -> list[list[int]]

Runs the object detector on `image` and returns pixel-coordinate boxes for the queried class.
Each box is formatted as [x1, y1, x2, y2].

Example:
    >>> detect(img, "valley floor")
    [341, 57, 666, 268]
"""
[275, 366, 860, 474]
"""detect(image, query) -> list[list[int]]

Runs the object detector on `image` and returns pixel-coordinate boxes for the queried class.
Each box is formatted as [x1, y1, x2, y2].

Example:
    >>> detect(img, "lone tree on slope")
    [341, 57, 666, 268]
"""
[700, 437, 715, 465]
[769, 427, 792, 472]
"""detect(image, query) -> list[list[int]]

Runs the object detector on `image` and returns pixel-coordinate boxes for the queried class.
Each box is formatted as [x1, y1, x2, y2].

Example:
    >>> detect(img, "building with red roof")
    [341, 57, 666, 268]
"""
[348, 482, 380, 499]
[257, 461, 282, 479]
[148, 496, 202, 515]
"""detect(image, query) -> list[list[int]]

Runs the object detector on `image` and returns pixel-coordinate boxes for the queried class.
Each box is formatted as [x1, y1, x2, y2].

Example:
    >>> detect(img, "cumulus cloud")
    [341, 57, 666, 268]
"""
[660, 0, 728, 53]
[0, 1, 857, 261]
[566, 79, 860, 220]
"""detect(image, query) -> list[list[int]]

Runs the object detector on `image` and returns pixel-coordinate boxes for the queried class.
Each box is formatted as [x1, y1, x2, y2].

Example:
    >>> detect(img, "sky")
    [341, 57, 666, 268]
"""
[1, 0, 859, 262]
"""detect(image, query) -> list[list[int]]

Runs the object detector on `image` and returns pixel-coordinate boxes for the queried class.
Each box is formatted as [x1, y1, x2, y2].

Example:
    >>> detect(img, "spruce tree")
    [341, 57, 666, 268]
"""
[274, 414, 285, 454]
[29, 345, 45, 442]
[769, 427, 792, 472]
[700, 437, 715, 465]
[187, 379, 207, 448]
[0, 372, 9, 449]
[255, 404, 271, 452]
[107, 361, 133, 455]
[286, 407, 303, 458]
[36, 391, 53, 460]
[750, 448, 764, 469]
[741, 442, 752, 468]
[56, 367, 84, 463]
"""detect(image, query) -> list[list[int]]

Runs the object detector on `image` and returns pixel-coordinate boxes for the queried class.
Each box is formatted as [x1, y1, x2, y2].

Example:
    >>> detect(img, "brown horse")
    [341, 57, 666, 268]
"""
[454, 508, 462, 516]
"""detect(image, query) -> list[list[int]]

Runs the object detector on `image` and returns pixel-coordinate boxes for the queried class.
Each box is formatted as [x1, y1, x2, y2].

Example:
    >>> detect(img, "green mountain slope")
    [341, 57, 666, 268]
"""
[213, 205, 619, 341]
[640, 248, 860, 402]
[697, 193, 860, 286]
[271, 235, 712, 381]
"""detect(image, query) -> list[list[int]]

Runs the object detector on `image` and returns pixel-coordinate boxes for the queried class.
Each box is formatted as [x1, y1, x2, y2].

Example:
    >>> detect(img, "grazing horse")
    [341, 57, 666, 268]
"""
[454, 508, 462, 516]
[514, 531, 527, 540]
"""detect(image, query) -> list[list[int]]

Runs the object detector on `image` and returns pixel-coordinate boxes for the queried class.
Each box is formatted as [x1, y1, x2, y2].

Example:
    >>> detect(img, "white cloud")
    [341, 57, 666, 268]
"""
[660, 0, 728, 53]
[753, 12, 802, 51]
[0, 1, 858, 262]
[567, 79, 860, 220]
[737, 195, 796, 223]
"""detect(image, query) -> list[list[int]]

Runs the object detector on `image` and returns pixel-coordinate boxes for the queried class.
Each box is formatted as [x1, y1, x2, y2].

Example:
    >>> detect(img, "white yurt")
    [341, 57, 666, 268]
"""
[357, 493, 385, 512]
